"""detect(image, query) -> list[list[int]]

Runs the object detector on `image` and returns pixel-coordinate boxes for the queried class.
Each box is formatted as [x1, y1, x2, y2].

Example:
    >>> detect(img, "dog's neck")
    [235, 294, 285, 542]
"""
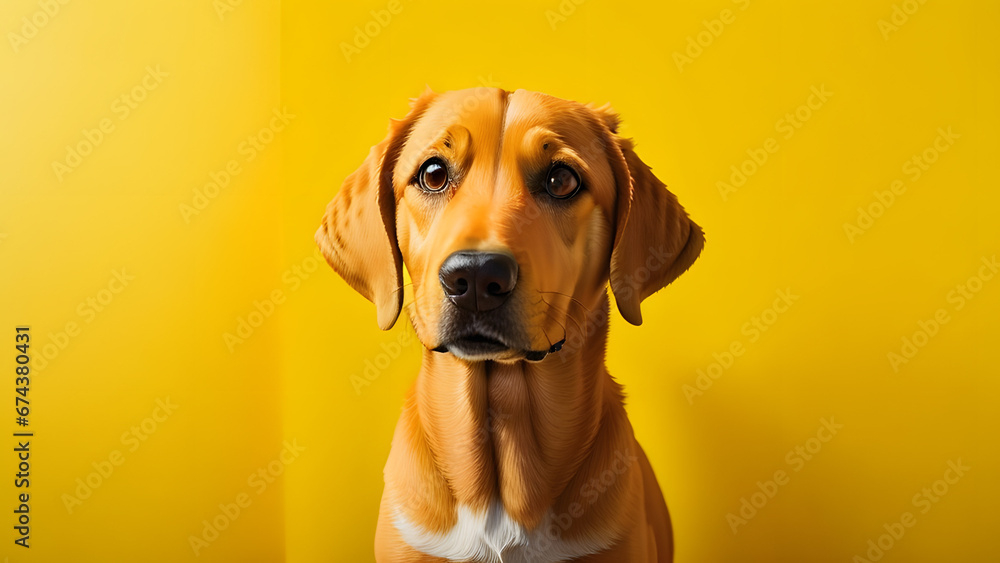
[404, 291, 635, 531]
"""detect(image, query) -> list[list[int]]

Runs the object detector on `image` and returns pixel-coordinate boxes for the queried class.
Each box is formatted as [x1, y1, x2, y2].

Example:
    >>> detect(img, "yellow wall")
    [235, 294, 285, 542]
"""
[1, 0, 997, 561]
[1, 1, 286, 561]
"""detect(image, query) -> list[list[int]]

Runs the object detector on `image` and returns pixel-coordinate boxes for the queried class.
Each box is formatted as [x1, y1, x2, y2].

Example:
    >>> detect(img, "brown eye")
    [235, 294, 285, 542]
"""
[418, 158, 450, 192]
[546, 164, 581, 199]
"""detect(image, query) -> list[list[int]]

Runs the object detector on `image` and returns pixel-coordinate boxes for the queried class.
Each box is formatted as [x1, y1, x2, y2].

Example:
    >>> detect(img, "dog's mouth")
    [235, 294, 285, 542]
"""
[434, 308, 564, 362]
[454, 332, 507, 349]
[435, 330, 513, 360]
[433, 331, 564, 363]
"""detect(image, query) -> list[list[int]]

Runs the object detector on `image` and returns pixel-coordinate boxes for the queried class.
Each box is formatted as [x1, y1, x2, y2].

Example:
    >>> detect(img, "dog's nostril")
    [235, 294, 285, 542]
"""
[486, 282, 502, 295]
[455, 278, 469, 294]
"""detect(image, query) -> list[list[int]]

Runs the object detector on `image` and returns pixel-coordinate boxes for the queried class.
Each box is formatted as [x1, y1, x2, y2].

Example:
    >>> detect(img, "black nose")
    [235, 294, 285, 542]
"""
[439, 251, 518, 312]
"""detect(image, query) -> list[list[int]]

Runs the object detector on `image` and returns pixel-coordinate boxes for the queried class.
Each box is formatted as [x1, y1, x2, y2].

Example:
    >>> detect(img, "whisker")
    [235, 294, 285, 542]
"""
[538, 306, 567, 341]
[542, 297, 583, 331]
[390, 281, 416, 297]
[535, 290, 593, 317]
[538, 295, 583, 337]
[540, 323, 554, 348]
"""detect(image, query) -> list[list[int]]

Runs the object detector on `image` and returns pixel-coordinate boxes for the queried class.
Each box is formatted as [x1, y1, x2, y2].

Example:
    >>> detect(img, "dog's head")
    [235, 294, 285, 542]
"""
[317, 88, 703, 362]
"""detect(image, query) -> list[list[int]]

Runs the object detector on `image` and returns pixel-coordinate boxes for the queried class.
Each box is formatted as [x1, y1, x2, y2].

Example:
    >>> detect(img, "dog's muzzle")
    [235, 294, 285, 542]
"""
[434, 251, 563, 361]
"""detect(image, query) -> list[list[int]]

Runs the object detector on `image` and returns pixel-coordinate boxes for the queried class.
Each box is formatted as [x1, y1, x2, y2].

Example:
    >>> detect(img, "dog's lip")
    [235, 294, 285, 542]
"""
[454, 333, 507, 347]
[444, 331, 510, 353]
[433, 332, 565, 362]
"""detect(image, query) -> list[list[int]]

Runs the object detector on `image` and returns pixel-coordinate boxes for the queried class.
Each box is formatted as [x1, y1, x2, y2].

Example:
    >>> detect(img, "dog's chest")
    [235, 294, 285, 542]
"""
[393, 500, 612, 563]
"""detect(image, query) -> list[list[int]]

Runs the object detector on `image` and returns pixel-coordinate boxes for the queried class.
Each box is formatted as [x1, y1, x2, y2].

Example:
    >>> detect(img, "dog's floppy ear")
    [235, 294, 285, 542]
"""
[602, 111, 705, 326]
[316, 93, 434, 330]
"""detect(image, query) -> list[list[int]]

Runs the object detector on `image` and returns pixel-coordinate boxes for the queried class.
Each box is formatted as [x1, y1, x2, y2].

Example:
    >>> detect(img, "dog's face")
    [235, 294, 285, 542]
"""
[318, 88, 703, 362]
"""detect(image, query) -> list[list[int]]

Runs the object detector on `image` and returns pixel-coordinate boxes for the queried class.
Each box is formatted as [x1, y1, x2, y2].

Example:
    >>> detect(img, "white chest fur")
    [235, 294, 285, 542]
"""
[393, 501, 613, 563]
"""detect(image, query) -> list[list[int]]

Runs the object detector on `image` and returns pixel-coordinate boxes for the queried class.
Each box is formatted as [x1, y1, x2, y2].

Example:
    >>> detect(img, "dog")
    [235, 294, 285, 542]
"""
[317, 87, 703, 563]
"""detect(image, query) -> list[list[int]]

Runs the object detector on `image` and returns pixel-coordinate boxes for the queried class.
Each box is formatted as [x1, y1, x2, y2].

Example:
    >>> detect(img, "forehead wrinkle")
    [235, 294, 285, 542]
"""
[457, 90, 506, 200]
[498, 99, 552, 193]
[493, 89, 512, 199]
[502, 92, 592, 166]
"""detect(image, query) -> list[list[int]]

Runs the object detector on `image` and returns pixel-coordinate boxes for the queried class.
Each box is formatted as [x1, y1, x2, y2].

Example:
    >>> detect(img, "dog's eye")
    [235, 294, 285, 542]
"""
[418, 158, 450, 193]
[545, 164, 581, 199]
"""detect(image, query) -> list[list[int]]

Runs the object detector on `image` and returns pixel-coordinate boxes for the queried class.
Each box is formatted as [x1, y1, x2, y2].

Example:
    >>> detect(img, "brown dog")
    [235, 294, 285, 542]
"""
[317, 88, 703, 562]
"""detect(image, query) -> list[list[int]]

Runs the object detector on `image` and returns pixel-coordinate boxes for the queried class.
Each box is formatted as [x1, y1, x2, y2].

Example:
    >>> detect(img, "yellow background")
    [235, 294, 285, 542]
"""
[1, 0, 997, 561]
